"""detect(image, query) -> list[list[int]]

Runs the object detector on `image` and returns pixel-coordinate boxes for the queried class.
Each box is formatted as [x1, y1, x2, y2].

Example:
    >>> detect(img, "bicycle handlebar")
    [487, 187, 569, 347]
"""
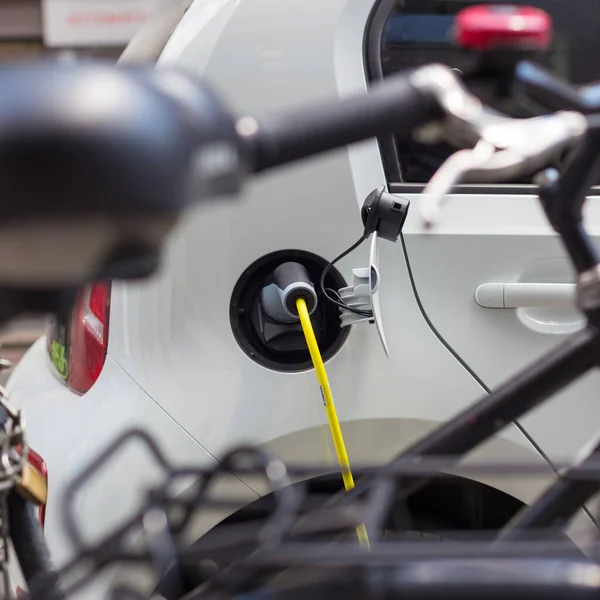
[0, 58, 588, 297]
[245, 69, 443, 173]
[0, 62, 445, 297]
[515, 60, 600, 114]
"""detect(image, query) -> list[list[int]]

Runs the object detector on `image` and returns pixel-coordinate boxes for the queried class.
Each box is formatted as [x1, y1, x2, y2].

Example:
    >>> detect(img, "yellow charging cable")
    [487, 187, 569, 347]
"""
[296, 296, 370, 548]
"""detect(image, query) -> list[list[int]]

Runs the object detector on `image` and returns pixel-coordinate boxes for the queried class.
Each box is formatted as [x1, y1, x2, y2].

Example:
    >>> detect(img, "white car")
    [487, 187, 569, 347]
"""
[8, 0, 600, 596]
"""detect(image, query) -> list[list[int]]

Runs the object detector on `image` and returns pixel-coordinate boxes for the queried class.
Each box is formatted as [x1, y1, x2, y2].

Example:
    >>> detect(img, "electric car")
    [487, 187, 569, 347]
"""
[8, 0, 600, 596]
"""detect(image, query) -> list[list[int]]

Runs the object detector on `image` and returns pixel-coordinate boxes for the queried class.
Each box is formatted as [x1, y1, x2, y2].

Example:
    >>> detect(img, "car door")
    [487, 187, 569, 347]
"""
[367, 0, 600, 465]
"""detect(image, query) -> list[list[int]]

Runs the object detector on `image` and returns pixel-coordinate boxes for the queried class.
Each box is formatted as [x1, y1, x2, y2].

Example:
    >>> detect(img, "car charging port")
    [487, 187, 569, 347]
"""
[229, 250, 350, 372]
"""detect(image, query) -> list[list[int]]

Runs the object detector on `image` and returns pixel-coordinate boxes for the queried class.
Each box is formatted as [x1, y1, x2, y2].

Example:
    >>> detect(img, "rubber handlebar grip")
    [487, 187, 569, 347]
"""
[248, 70, 442, 173]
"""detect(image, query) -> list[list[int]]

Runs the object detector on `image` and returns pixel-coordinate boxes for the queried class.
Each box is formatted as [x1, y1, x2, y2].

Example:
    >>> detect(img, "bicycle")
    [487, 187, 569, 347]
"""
[1, 3, 600, 599]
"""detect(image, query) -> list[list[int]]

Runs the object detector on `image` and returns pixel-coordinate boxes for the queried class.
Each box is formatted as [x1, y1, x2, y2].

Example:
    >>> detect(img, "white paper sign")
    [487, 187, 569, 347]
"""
[42, 0, 175, 47]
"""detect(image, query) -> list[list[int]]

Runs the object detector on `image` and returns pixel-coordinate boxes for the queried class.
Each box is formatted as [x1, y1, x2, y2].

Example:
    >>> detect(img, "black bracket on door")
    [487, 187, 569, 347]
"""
[361, 186, 410, 242]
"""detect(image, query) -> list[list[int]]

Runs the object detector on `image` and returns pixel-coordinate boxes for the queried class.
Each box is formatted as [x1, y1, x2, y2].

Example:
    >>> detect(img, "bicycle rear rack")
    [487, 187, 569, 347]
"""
[31, 427, 600, 600]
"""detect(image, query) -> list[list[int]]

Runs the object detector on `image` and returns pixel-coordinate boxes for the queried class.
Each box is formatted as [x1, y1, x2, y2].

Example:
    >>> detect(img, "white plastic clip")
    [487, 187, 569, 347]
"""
[337, 233, 390, 358]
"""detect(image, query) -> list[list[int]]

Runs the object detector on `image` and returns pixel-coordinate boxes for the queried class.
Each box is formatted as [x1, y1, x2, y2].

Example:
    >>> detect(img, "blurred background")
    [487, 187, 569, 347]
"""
[0, 0, 177, 380]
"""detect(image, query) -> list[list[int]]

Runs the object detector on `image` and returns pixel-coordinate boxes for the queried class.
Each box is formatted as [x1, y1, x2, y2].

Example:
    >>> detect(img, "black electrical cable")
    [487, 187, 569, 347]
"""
[320, 234, 373, 318]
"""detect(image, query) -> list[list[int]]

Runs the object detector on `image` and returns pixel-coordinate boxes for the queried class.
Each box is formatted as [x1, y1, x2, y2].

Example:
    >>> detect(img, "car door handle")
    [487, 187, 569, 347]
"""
[475, 282, 576, 308]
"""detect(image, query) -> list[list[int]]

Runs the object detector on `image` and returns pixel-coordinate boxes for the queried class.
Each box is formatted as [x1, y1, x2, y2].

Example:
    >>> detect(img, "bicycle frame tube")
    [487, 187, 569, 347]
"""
[538, 126, 600, 274]
[498, 441, 600, 542]
[360, 326, 600, 537]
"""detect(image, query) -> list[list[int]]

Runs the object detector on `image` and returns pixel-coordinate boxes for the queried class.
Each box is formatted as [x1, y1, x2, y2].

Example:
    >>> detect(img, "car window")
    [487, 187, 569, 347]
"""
[374, 0, 600, 184]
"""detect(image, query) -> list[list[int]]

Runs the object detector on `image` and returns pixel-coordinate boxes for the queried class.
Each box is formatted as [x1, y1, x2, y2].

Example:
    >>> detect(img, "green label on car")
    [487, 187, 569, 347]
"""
[50, 340, 69, 380]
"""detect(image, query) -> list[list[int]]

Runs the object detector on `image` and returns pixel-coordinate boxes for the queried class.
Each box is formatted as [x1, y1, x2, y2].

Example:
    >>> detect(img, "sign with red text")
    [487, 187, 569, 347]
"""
[42, 0, 174, 47]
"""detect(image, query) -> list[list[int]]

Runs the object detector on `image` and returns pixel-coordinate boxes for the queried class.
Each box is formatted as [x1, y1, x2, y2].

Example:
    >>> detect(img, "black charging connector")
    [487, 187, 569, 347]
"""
[361, 186, 410, 242]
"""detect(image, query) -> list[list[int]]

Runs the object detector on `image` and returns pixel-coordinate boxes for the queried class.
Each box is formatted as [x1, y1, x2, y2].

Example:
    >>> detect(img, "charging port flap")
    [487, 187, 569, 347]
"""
[338, 233, 390, 358]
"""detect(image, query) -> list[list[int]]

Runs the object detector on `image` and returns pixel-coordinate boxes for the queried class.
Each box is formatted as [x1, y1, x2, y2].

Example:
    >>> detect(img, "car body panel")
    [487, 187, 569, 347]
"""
[401, 191, 600, 463]
[109, 0, 552, 494]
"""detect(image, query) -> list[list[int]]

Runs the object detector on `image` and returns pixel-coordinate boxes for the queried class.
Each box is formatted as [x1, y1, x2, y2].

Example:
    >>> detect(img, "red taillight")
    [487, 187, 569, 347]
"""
[68, 281, 111, 395]
[26, 448, 48, 528]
